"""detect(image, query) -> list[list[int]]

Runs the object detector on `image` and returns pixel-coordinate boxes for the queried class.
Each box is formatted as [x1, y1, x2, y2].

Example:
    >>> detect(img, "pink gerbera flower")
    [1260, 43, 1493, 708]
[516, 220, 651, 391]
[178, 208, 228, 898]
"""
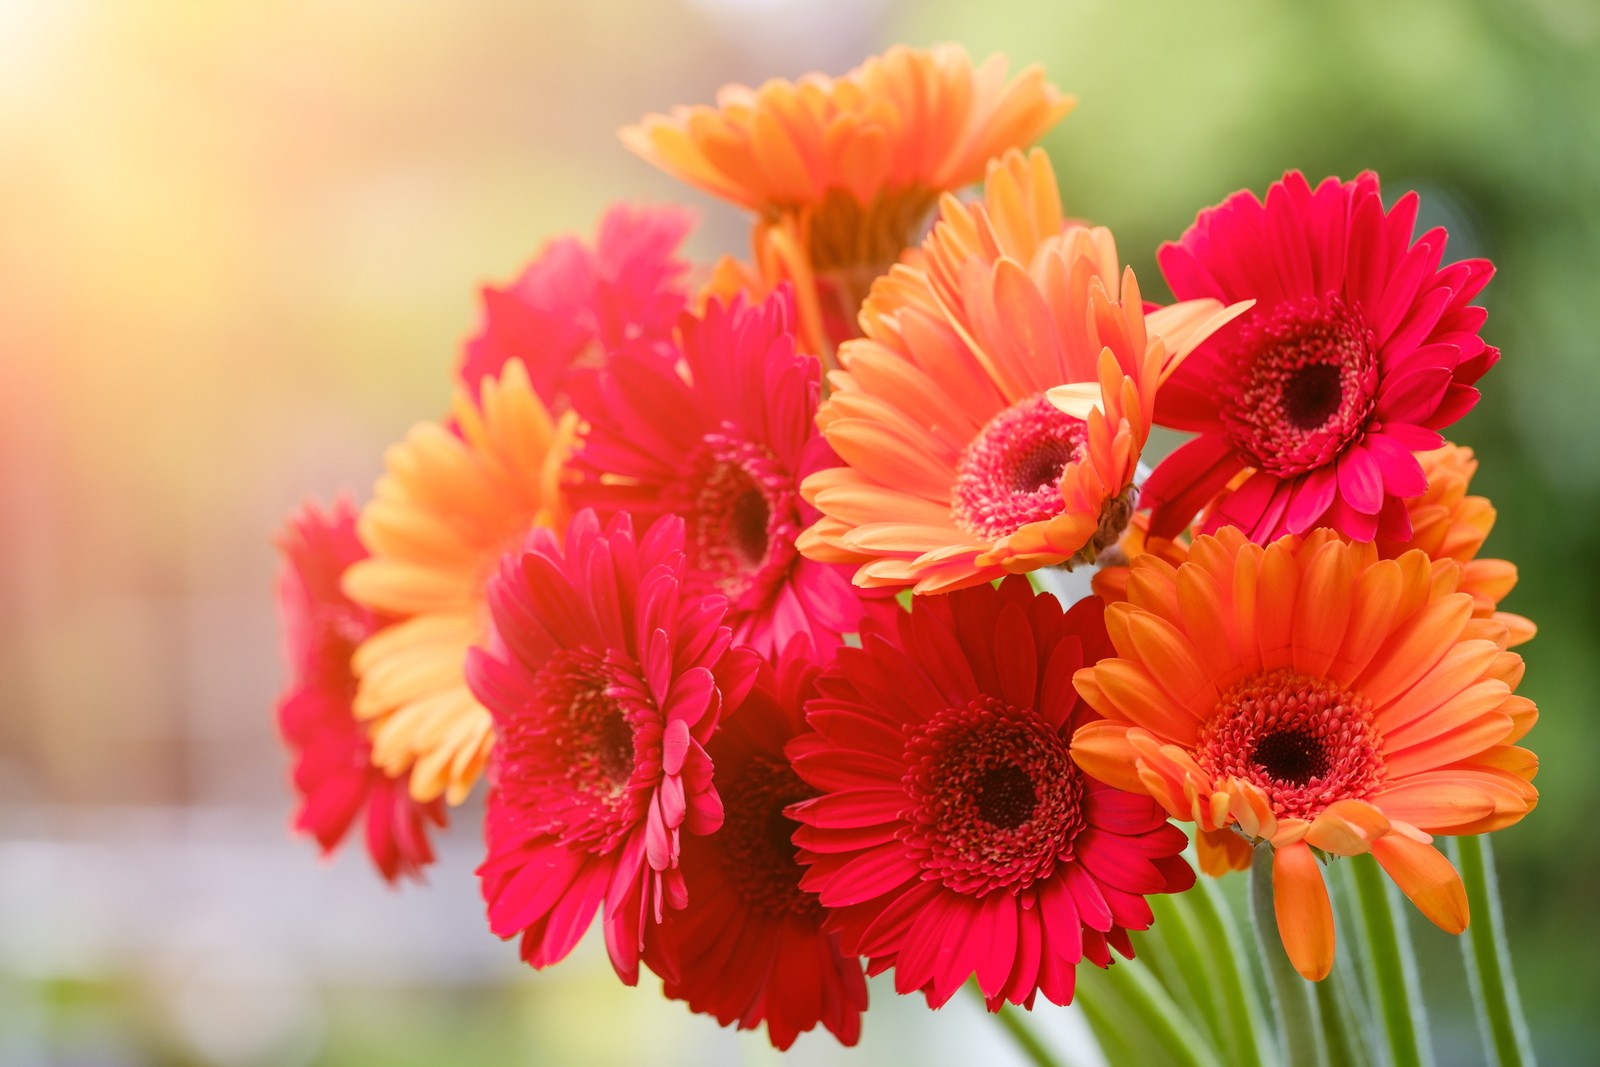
[788, 578, 1194, 1010]
[458, 203, 694, 404]
[644, 641, 868, 1050]
[566, 290, 885, 656]
[273, 499, 446, 882]
[1146, 171, 1499, 543]
[468, 510, 760, 983]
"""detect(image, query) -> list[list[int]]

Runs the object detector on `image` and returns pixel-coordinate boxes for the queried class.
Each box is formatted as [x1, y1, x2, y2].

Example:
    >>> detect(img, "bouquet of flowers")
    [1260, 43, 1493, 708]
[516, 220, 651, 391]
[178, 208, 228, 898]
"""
[272, 44, 1538, 1064]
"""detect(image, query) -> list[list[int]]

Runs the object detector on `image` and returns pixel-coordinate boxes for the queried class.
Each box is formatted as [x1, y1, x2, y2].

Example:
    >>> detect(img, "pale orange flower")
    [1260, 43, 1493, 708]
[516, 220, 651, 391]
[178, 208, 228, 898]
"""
[1378, 444, 1534, 646]
[622, 45, 1073, 356]
[1072, 528, 1538, 980]
[342, 360, 568, 804]
[798, 149, 1247, 594]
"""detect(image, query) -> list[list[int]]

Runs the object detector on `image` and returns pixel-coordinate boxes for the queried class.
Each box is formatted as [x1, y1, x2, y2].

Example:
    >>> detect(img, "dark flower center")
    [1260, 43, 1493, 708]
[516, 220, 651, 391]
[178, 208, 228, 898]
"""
[728, 486, 772, 567]
[1282, 362, 1345, 431]
[1252, 727, 1329, 785]
[1197, 668, 1384, 823]
[681, 433, 798, 606]
[593, 708, 636, 788]
[974, 763, 1038, 830]
[1221, 294, 1379, 477]
[719, 756, 823, 920]
[952, 395, 1089, 540]
[496, 648, 645, 852]
[903, 697, 1085, 896]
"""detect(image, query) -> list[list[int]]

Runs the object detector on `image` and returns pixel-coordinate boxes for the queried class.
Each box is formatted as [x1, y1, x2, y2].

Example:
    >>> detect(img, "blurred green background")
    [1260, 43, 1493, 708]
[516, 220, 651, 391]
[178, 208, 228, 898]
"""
[1, 0, 1595, 1064]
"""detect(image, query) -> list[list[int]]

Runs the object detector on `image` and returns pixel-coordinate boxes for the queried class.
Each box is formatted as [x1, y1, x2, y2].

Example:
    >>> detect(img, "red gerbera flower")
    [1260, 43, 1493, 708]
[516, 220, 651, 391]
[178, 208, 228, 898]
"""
[787, 578, 1194, 1010]
[644, 641, 868, 1050]
[1146, 171, 1498, 543]
[566, 289, 886, 656]
[458, 203, 694, 404]
[468, 510, 761, 983]
[273, 499, 446, 883]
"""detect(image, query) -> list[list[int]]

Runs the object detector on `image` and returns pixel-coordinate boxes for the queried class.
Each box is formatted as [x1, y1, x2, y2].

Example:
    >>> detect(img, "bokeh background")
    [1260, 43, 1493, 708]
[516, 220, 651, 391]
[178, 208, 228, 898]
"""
[2, 1, 1596, 1064]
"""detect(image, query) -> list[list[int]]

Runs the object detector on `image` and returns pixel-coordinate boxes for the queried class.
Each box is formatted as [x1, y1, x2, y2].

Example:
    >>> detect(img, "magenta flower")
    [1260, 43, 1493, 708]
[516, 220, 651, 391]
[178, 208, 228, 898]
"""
[458, 202, 694, 405]
[1146, 171, 1498, 542]
[469, 510, 760, 983]
[788, 578, 1193, 1010]
[273, 499, 446, 883]
[566, 289, 889, 657]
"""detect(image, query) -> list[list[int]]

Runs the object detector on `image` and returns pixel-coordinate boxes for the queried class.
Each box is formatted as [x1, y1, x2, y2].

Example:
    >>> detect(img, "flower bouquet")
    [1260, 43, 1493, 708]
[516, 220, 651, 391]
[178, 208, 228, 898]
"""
[272, 44, 1537, 1065]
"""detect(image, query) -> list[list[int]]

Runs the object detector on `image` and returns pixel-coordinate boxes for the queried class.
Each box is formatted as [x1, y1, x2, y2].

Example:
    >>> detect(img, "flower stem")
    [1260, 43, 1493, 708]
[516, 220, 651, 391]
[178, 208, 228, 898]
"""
[1448, 834, 1537, 1067]
[1249, 845, 1330, 1067]
[1313, 963, 1376, 1067]
[1098, 955, 1227, 1067]
[1187, 875, 1270, 1067]
[975, 987, 1065, 1067]
[1348, 853, 1433, 1067]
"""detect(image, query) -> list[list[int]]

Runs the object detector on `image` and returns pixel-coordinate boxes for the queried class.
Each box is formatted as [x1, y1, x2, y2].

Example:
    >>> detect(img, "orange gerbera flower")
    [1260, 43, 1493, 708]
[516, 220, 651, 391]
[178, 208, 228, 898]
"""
[342, 360, 568, 804]
[797, 149, 1247, 594]
[622, 45, 1073, 356]
[1096, 445, 1534, 649]
[1071, 528, 1538, 980]
[1378, 444, 1534, 646]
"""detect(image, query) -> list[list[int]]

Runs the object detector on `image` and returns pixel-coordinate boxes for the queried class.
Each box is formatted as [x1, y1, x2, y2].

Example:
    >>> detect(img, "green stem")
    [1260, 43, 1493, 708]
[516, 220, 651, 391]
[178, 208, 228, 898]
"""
[1449, 835, 1537, 1067]
[1099, 956, 1228, 1067]
[1074, 981, 1151, 1067]
[1313, 964, 1375, 1067]
[1148, 893, 1226, 1048]
[974, 986, 1065, 1067]
[1348, 854, 1432, 1067]
[1249, 846, 1330, 1067]
[1187, 875, 1269, 1067]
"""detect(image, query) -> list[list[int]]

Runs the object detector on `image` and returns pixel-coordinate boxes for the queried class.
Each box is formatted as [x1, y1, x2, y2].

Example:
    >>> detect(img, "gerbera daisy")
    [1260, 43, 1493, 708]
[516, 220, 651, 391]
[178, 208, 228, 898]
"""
[566, 289, 884, 656]
[798, 149, 1248, 594]
[1145, 171, 1500, 543]
[457, 202, 694, 405]
[788, 577, 1194, 1010]
[643, 641, 868, 1049]
[621, 45, 1073, 356]
[1098, 448, 1534, 651]
[274, 499, 446, 882]
[1378, 444, 1534, 646]
[1071, 528, 1538, 980]
[469, 511, 761, 983]
[342, 359, 566, 805]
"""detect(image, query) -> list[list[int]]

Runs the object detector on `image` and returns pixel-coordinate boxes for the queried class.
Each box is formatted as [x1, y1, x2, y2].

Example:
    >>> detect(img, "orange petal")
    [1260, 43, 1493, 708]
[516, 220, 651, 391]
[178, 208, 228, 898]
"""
[1305, 799, 1391, 855]
[1369, 774, 1498, 833]
[1196, 826, 1255, 876]
[1370, 834, 1469, 934]
[1120, 611, 1219, 718]
[1068, 720, 1147, 794]
[1226, 778, 1278, 842]
[1291, 539, 1354, 677]
[1274, 840, 1335, 981]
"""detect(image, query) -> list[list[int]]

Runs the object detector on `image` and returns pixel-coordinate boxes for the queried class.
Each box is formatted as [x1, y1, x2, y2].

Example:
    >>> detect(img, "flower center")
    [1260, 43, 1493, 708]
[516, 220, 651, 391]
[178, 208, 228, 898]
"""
[1221, 295, 1378, 477]
[952, 395, 1088, 540]
[799, 184, 940, 275]
[680, 432, 799, 606]
[718, 755, 823, 920]
[1197, 668, 1384, 824]
[496, 649, 645, 852]
[903, 697, 1085, 896]
[974, 763, 1037, 830]
[1252, 727, 1327, 784]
